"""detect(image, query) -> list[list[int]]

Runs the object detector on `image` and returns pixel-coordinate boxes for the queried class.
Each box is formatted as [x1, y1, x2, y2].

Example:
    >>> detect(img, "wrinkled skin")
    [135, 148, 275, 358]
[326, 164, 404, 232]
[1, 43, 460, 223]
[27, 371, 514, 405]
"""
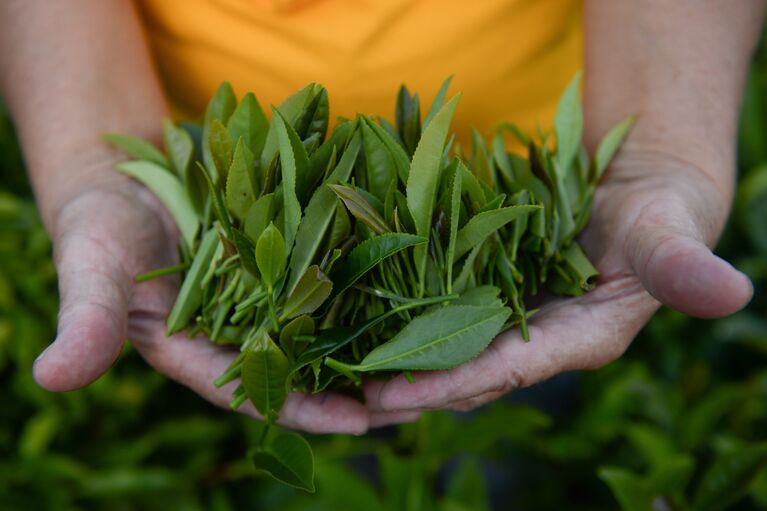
[364, 147, 752, 414]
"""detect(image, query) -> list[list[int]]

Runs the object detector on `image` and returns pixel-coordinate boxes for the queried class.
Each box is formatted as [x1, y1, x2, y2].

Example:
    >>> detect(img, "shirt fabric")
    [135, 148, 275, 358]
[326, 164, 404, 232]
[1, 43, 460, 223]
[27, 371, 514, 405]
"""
[138, 0, 582, 142]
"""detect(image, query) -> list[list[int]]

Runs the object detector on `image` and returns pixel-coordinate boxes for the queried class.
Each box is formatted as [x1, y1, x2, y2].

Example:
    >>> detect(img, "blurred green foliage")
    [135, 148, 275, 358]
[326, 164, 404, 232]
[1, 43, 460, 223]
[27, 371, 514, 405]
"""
[2, 32, 767, 510]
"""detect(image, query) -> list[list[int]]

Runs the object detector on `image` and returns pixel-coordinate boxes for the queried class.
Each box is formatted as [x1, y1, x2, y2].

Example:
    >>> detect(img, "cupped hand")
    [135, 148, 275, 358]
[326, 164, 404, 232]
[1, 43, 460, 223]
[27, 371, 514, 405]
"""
[32, 172, 411, 433]
[364, 149, 753, 414]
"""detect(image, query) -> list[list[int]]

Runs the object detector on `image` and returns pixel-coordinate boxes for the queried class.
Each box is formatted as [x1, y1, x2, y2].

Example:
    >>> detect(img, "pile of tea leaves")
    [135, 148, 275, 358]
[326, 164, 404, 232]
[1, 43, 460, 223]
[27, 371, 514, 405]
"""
[106, 75, 633, 491]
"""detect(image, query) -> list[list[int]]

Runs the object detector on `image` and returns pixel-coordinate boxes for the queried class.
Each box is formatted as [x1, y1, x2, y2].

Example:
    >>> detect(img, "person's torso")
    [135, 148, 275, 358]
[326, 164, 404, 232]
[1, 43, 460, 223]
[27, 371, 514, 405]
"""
[138, 0, 581, 140]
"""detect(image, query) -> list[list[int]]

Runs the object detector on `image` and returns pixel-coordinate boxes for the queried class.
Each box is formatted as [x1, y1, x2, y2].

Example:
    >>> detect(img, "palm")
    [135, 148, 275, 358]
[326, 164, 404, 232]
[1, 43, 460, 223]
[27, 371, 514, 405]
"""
[365, 152, 753, 413]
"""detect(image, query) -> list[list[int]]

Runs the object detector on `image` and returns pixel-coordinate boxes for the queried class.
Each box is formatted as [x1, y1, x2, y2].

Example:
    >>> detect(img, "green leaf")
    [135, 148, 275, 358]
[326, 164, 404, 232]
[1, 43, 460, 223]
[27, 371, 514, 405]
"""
[454, 205, 540, 261]
[296, 295, 454, 368]
[330, 233, 426, 299]
[279, 315, 315, 357]
[256, 223, 286, 291]
[203, 81, 237, 177]
[196, 162, 232, 238]
[599, 457, 696, 511]
[348, 305, 510, 371]
[260, 83, 315, 170]
[326, 198, 351, 252]
[293, 86, 329, 142]
[103, 133, 168, 168]
[328, 184, 389, 234]
[396, 85, 422, 155]
[362, 117, 411, 184]
[407, 94, 460, 293]
[287, 133, 361, 295]
[299, 120, 356, 203]
[423, 76, 454, 129]
[361, 120, 397, 202]
[592, 115, 636, 182]
[242, 332, 291, 421]
[272, 108, 306, 252]
[231, 227, 259, 278]
[454, 286, 503, 307]
[162, 119, 193, 181]
[554, 72, 583, 170]
[281, 265, 332, 320]
[225, 138, 256, 221]
[252, 430, 315, 492]
[693, 443, 767, 511]
[115, 160, 199, 248]
[244, 193, 275, 243]
[209, 119, 233, 185]
[227, 92, 269, 159]
[446, 161, 462, 294]
[165, 229, 219, 334]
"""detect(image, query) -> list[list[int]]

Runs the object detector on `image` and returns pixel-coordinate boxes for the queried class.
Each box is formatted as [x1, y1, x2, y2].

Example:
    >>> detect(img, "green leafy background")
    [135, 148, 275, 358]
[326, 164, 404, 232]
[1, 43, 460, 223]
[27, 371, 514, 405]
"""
[2, 34, 766, 510]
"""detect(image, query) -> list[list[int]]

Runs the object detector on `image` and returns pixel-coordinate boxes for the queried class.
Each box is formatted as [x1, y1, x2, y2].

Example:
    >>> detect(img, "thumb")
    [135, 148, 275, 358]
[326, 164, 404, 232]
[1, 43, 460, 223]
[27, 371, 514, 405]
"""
[627, 218, 753, 319]
[33, 228, 130, 391]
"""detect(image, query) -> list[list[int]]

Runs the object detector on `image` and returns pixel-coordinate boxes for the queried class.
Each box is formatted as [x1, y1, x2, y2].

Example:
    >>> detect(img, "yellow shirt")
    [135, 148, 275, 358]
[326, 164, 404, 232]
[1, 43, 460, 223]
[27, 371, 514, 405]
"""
[138, 0, 581, 141]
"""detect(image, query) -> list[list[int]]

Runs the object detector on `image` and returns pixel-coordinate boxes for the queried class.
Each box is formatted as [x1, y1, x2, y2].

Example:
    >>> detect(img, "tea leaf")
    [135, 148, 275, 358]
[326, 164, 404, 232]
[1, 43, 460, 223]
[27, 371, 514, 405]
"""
[281, 265, 332, 320]
[227, 92, 269, 158]
[326, 200, 351, 252]
[103, 133, 168, 168]
[297, 295, 455, 367]
[242, 332, 291, 421]
[166, 229, 219, 334]
[407, 94, 461, 292]
[592, 115, 636, 183]
[209, 119, 234, 185]
[287, 133, 361, 295]
[300, 120, 355, 203]
[231, 227, 259, 278]
[348, 305, 511, 371]
[272, 108, 306, 251]
[115, 160, 199, 249]
[261, 83, 315, 170]
[396, 86, 421, 155]
[362, 117, 410, 184]
[196, 162, 232, 238]
[202, 81, 237, 176]
[252, 430, 315, 492]
[423, 75, 454, 129]
[244, 193, 275, 243]
[554, 72, 583, 170]
[454, 205, 540, 261]
[454, 286, 503, 307]
[328, 184, 389, 234]
[161, 120, 205, 213]
[225, 138, 257, 221]
[279, 315, 315, 357]
[256, 223, 286, 291]
[331, 233, 426, 299]
[362, 120, 397, 202]
[293, 86, 328, 142]
[445, 161, 462, 294]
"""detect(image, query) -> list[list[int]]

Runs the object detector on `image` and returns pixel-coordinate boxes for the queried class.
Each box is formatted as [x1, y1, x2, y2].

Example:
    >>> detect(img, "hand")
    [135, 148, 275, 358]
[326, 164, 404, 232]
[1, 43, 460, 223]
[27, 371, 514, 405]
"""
[32, 172, 413, 433]
[364, 149, 753, 414]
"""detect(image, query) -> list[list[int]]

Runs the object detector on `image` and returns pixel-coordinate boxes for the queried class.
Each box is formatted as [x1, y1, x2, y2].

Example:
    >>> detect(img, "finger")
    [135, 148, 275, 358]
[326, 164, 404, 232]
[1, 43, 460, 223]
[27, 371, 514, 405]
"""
[627, 221, 753, 318]
[365, 275, 658, 412]
[129, 314, 369, 435]
[34, 230, 130, 391]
